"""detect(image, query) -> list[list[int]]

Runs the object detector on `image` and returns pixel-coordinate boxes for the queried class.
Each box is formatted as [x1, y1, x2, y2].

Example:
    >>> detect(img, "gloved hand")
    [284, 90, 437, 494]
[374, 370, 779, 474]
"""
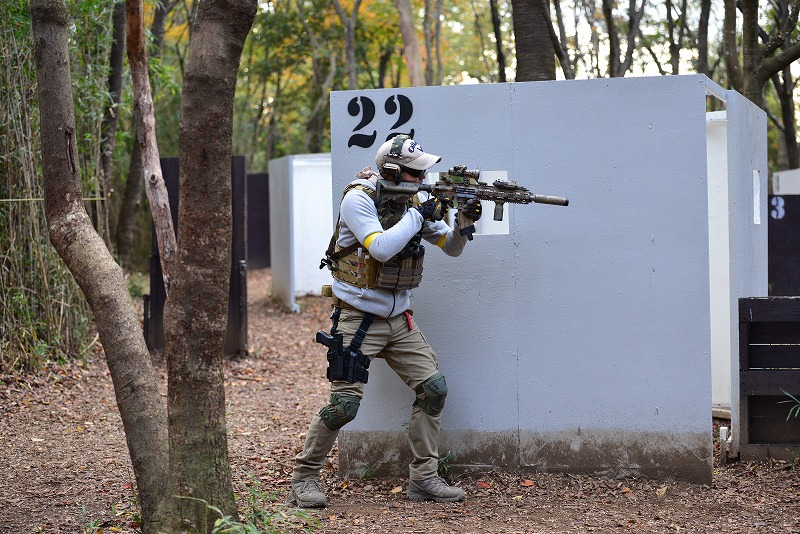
[457, 198, 482, 241]
[460, 198, 482, 222]
[415, 196, 451, 222]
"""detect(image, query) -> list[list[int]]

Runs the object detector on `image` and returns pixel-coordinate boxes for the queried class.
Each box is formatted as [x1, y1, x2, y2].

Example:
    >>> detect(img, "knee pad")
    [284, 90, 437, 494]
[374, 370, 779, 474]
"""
[319, 393, 361, 430]
[414, 372, 448, 416]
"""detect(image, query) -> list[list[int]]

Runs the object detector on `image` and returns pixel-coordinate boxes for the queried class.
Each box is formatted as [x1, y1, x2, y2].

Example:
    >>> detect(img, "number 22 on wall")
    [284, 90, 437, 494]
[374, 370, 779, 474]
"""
[347, 94, 415, 149]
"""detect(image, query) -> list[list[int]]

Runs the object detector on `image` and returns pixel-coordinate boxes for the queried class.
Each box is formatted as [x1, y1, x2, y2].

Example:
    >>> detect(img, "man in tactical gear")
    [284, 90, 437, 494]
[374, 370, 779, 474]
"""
[290, 134, 482, 508]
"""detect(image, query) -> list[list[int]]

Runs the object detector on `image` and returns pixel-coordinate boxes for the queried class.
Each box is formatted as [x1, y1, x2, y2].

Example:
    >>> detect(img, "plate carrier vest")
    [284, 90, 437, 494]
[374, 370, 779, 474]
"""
[321, 183, 425, 290]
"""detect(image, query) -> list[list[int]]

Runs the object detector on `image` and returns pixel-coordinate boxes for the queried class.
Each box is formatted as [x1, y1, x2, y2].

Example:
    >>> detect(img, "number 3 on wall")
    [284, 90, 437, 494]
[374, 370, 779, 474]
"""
[347, 95, 414, 149]
[771, 196, 785, 220]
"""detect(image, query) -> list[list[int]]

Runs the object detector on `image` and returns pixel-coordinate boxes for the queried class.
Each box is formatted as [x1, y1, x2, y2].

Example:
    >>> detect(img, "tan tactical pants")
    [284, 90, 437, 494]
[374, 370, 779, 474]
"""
[293, 308, 442, 482]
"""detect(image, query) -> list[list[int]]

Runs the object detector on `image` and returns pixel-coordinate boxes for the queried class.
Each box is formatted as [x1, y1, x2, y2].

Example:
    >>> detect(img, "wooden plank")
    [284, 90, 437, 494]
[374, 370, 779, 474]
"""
[748, 345, 800, 369]
[746, 322, 800, 344]
[739, 320, 750, 459]
[739, 297, 800, 322]
[740, 371, 800, 395]
[747, 395, 800, 443]
[740, 443, 800, 462]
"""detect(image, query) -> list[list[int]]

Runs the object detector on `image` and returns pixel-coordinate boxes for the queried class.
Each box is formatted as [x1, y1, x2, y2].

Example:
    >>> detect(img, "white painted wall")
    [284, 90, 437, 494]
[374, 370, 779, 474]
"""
[707, 111, 732, 414]
[773, 168, 800, 194]
[725, 90, 769, 458]
[268, 154, 334, 312]
[326, 75, 766, 481]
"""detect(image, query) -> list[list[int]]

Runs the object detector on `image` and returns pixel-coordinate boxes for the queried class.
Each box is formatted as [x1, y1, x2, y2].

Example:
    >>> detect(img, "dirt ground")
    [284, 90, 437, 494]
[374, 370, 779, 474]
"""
[1, 269, 799, 533]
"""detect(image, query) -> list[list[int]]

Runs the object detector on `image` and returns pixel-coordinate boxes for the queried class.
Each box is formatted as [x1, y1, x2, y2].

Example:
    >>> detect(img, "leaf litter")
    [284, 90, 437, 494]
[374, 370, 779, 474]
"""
[0, 269, 798, 532]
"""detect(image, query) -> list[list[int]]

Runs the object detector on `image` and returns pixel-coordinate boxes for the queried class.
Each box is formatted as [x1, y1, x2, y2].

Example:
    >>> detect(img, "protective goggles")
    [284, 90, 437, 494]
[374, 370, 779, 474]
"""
[401, 166, 426, 178]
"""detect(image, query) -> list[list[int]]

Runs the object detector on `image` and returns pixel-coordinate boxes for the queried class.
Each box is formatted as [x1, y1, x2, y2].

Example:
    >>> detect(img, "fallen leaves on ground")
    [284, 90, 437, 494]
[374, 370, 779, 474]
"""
[1, 270, 799, 533]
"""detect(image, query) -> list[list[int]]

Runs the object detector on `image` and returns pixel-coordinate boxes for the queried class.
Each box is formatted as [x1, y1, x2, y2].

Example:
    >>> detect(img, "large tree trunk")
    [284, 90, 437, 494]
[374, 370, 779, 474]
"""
[511, 0, 555, 81]
[723, 0, 744, 91]
[160, 0, 257, 530]
[29, 1, 168, 532]
[398, 0, 424, 86]
[738, 0, 800, 109]
[741, 0, 762, 105]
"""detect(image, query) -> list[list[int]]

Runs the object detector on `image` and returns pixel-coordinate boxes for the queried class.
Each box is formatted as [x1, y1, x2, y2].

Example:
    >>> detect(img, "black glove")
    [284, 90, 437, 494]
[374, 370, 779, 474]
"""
[460, 198, 482, 222]
[415, 196, 451, 222]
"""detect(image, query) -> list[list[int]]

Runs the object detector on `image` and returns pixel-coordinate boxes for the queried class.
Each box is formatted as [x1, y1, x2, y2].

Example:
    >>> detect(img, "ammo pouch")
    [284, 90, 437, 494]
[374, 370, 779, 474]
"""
[315, 308, 373, 383]
[328, 239, 425, 290]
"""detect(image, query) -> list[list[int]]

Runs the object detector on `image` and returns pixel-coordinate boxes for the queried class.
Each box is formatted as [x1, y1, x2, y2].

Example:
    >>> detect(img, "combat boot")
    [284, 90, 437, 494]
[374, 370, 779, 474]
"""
[407, 476, 465, 503]
[290, 478, 327, 508]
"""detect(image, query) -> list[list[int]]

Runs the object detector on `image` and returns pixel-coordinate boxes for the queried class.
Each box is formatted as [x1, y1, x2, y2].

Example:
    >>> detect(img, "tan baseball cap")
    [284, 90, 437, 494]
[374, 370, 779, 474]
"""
[374, 136, 442, 171]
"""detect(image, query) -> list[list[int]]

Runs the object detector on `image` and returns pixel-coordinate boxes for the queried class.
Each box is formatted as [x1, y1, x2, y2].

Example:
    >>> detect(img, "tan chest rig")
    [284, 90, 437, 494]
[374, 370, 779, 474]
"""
[321, 183, 425, 290]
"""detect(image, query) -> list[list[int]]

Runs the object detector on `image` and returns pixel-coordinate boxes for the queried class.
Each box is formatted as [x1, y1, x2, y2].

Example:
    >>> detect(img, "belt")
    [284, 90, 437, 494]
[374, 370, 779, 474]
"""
[332, 296, 360, 312]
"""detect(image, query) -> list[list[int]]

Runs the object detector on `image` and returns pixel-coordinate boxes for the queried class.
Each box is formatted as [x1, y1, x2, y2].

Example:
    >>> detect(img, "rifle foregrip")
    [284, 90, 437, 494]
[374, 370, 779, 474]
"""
[532, 195, 569, 206]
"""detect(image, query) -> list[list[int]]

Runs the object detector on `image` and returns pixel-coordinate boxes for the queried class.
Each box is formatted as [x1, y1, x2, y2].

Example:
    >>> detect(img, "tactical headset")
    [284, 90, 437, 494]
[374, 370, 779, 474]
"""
[381, 133, 412, 182]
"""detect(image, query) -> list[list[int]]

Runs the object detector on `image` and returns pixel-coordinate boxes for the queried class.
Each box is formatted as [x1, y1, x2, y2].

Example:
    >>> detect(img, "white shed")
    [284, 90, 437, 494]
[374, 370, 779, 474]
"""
[268, 153, 334, 312]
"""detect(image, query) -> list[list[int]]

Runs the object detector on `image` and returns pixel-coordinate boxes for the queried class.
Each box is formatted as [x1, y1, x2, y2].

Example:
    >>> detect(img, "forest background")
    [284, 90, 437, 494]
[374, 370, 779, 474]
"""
[1, 0, 800, 529]
[3, 0, 800, 373]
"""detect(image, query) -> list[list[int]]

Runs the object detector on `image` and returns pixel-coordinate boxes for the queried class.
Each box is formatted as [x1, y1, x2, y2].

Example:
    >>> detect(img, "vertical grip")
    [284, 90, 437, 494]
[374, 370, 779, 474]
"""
[493, 201, 505, 221]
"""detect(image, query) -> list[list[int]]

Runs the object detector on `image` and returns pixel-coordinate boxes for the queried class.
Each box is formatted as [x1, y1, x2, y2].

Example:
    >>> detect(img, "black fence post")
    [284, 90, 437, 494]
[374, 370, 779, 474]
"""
[245, 172, 270, 269]
[225, 156, 248, 357]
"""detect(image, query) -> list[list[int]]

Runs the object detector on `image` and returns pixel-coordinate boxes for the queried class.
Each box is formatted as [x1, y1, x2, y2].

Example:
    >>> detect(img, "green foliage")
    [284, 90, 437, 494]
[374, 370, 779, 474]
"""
[126, 272, 148, 299]
[0, 0, 102, 372]
[183, 476, 320, 533]
[438, 451, 455, 481]
[779, 389, 800, 421]
[81, 505, 103, 534]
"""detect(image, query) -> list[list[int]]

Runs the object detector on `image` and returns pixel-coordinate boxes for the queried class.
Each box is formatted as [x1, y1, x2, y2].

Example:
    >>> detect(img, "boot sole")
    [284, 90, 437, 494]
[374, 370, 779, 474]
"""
[290, 489, 327, 508]
[407, 488, 465, 503]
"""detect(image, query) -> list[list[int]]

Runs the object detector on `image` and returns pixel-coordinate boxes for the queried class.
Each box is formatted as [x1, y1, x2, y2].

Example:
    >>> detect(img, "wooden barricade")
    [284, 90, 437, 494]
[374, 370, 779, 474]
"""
[738, 297, 800, 460]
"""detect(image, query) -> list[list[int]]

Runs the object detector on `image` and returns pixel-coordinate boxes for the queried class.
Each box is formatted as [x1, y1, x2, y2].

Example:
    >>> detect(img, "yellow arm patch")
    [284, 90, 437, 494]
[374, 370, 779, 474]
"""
[436, 235, 447, 248]
[364, 232, 382, 249]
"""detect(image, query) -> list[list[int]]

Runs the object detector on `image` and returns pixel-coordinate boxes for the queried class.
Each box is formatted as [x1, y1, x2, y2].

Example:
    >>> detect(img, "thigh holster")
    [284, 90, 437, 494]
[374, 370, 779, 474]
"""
[315, 308, 373, 383]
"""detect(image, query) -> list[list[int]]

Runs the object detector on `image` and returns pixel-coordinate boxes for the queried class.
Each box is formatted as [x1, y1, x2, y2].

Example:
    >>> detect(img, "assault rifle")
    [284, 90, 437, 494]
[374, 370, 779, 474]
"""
[375, 165, 569, 240]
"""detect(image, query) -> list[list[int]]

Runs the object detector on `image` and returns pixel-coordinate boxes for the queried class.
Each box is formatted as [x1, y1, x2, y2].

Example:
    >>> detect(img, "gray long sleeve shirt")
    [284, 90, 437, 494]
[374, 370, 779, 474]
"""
[332, 173, 469, 318]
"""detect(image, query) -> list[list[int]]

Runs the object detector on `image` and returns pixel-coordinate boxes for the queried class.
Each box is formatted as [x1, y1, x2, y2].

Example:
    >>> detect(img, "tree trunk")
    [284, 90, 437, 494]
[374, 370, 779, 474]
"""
[434, 0, 444, 84]
[100, 0, 126, 236]
[331, 0, 363, 90]
[723, 0, 744, 91]
[743, 0, 800, 109]
[490, 0, 507, 82]
[741, 0, 763, 105]
[114, 0, 172, 267]
[126, 0, 177, 294]
[160, 0, 257, 530]
[115, 126, 143, 267]
[773, 68, 800, 169]
[398, 0, 424, 86]
[29, 1, 168, 532]
[541, 0, 574, 78]
[696, 0, 710, 74]
[512, 0, 555, 81]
